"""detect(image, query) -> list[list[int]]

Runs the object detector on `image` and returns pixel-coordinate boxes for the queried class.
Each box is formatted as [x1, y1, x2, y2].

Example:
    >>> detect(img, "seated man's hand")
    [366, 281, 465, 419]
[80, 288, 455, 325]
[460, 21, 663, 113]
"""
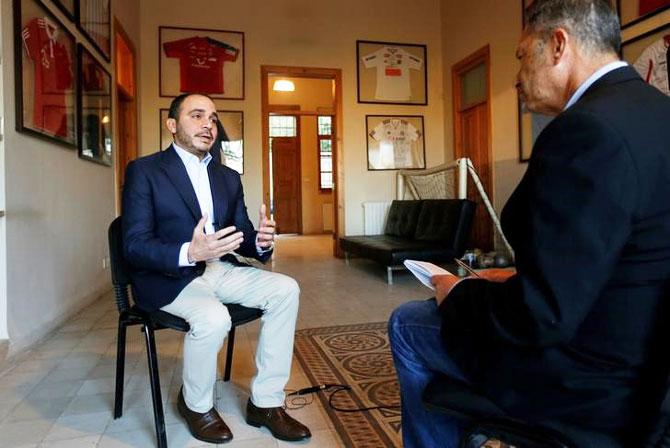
[187, 213, 244, 263]
[432, 274, 463, 307]
[476, 268, 516, 283]
[256, 204, 276, 249]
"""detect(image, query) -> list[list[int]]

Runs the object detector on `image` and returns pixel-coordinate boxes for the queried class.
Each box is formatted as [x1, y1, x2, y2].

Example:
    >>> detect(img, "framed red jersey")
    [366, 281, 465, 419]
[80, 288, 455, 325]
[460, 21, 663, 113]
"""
[14, 0, 77, 147]
[159, 26, 244, 99]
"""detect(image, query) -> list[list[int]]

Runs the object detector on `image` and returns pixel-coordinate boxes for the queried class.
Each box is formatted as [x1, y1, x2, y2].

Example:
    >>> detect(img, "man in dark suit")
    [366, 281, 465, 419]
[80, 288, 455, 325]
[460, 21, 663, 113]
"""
[122, 93, 310, 444]
[389, 1, 670, 447]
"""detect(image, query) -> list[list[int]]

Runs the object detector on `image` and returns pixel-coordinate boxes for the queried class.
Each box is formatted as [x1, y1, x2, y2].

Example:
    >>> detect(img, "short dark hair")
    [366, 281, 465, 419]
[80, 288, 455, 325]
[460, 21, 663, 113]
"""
[167, 93, 214, 120]
[525, 0, 620, 54]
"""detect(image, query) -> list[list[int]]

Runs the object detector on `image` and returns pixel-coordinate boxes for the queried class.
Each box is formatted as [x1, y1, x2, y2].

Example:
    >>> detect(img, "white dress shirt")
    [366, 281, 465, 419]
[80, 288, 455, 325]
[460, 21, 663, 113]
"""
[564, 60, 628, 110]
[173, 143, 271, 267]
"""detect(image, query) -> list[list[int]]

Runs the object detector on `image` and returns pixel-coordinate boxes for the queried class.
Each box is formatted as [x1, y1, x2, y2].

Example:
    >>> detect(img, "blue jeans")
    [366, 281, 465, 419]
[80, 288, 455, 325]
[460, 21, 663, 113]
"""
[389, 299, 469, 448]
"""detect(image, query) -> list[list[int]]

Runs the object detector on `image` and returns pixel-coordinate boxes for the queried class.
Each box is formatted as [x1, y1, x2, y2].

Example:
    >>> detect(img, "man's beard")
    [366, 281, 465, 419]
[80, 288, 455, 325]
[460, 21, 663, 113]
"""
[174, 127, 213, 153]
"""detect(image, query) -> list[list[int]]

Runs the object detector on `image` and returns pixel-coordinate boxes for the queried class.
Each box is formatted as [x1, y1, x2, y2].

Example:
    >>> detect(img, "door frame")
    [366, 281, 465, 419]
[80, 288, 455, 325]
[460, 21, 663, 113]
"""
[451, 45, 493, 245]
[261, 65, 344, 255]
[113, 18, 138, 211]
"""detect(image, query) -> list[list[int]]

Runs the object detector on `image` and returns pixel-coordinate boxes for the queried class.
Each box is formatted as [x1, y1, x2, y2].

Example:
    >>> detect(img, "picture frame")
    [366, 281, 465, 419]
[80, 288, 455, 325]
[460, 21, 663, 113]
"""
[518, 102, 554, 162]
[357, 40, 427, 105]
[14, 0, 77, 147]
[77, 44, 113, 166]
[621, 21, 670, 96]
[77, 0, 111, 61]
[159, 109, 244, 174]
[618, 0, 670, 29]
[159, 26, 245, 100]
[51, 0, 75, 21]
[366, 115, 426, 171]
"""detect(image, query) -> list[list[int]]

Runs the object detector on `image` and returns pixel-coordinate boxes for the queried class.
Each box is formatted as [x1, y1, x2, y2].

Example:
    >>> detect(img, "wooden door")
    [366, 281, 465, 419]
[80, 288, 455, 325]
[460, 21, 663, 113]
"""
[460, 103, 492, 250]
[272, 137, 302, 233]
[453, 46, 493, 251]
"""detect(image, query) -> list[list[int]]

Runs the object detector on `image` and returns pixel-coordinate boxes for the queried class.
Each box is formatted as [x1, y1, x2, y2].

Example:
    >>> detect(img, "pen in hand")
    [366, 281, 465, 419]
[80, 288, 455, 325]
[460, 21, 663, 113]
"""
[454, 258, 481, 278]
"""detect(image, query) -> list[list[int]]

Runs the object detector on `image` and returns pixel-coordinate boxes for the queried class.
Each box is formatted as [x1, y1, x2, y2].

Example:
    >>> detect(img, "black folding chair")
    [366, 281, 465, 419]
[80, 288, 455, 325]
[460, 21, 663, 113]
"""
[108, 216, 263, 448]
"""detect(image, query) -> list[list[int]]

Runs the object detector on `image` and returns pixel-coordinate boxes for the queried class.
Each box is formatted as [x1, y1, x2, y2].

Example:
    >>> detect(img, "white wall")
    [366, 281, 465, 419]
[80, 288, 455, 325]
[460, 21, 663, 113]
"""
[139, 0, 445, 236]
[0, 0, 140, 355]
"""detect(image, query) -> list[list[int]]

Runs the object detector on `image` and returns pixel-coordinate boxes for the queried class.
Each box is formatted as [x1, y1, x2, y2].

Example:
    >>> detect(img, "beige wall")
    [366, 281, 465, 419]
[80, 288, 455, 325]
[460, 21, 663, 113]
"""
[268, 77, 334, 234]
[139, 0, 445, 236]
[0, 0, 140, 355]
[441, 0, 528, 238]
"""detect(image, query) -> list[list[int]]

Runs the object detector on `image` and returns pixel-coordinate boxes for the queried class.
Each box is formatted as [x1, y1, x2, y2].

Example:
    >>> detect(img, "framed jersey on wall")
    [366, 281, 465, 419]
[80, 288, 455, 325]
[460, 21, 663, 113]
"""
[77, 0, 111, 61]
[77, 44, 112, 166]
[159, 26, 244, 100]
[622, 22, 670, 97]
[14, 0, 77, 147]
[357, 40, 427, 105]
[366, 115, 426, 170]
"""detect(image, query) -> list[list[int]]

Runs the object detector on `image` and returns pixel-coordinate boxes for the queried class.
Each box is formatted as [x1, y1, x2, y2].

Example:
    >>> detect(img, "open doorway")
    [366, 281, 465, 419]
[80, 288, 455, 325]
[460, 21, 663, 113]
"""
[114, 19, 138, 206]
[261, 66, 343, 255]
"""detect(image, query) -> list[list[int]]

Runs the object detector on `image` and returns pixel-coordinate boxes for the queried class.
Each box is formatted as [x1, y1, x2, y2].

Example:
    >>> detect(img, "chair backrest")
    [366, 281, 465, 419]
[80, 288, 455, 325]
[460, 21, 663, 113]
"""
[108, 216, 132, 313]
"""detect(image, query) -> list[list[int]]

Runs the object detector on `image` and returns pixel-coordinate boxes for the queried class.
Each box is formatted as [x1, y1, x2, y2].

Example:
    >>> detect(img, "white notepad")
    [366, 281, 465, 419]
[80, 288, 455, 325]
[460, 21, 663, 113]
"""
[403, 259, 454, 290]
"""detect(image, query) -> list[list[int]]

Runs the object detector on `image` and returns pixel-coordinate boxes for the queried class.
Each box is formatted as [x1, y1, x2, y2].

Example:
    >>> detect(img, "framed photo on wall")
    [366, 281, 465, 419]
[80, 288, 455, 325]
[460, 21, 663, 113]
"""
[618, 0, 670, 29]
[51, 0, 75, 21]
[621, 22, 670, 96]
[14, 0, 77, 147]
[78, 44, 113, 165]
[357, 40, 427, 105]
[77, 0, 111, 61]
[366, 115, 426, 170]
[159, 109, 244, 174]
[159, 26, 245, 99]
[518, 102, 553, 162]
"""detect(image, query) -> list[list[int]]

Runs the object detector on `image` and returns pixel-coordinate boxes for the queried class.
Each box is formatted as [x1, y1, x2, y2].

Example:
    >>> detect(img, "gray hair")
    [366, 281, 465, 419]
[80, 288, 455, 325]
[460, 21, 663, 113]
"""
[525, 0, 620, 55]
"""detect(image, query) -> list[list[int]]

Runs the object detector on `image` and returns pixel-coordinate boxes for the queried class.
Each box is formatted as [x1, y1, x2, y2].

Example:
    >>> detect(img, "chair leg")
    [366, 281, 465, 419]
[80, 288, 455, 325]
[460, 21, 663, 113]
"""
[223, 327, 236, 382]
[387, 266, 394, 285]
[143, 324, 167, 448]
[114, 317, 128, 419]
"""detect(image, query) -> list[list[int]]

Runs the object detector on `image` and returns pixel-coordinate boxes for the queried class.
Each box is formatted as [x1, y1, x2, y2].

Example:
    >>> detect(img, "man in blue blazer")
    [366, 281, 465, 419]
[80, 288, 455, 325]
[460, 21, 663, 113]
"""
[122, 93, 310, 444]
[389, 1, 670, 447]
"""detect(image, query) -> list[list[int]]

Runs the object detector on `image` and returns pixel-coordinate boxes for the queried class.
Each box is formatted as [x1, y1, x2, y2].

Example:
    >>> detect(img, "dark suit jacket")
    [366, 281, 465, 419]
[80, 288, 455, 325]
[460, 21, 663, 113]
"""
[121, 145, 271, 311]
[440, 67, 670, 438]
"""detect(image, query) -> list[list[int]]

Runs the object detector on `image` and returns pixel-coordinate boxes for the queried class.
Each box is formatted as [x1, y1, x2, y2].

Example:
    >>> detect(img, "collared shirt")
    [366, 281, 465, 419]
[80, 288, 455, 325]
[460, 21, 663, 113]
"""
[564, 61, 628, 110]
[173, 143, 216, 266]
[173, 143, 272, 267]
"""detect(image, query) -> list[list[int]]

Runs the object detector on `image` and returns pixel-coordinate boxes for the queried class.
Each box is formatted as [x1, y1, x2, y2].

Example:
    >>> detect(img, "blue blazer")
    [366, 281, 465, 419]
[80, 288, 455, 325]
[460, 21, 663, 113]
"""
[121, 145, 271, 311]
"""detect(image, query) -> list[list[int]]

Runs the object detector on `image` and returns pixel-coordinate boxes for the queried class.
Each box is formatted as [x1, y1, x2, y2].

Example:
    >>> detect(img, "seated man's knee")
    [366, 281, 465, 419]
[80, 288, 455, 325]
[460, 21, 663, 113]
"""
[190, 304, 231, 339]
[277, 275, 300, 301]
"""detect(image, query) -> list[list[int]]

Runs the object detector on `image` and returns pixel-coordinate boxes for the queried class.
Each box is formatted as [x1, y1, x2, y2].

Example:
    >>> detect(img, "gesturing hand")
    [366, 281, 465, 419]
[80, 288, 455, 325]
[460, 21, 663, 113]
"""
[257, 204, 276, 249]
[187, 213, 244, 263]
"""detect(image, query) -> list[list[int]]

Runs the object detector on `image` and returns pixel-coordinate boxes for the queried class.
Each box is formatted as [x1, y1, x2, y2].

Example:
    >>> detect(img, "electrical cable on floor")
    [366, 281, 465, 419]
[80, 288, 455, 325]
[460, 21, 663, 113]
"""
[284, 383, 401, 412]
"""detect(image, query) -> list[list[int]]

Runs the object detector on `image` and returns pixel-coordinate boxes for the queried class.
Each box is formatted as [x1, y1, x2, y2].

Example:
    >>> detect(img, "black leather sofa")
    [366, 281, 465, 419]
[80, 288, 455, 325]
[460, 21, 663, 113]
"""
[340, 199, 476, 283]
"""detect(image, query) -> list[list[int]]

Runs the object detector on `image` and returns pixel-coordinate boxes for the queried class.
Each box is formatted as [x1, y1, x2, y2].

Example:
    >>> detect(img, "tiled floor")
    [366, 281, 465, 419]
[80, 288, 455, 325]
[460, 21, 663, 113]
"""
[0, 235, 428, 447]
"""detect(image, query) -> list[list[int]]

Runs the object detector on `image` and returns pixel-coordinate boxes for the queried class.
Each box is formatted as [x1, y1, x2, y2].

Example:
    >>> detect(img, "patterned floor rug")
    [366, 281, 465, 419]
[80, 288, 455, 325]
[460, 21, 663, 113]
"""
[293, 322, 402, 447]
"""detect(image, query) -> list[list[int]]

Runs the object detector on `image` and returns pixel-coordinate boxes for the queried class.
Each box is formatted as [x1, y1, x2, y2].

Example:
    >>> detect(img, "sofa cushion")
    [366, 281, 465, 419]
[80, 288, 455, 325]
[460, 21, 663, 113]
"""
[414, 199, 476, 246]
[340, 235, 458, 266]
[384, 200, 423, 238]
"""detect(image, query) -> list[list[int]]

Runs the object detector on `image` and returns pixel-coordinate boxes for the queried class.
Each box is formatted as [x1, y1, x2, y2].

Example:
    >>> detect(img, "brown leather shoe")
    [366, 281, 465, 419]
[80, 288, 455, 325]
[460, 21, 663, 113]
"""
[246, 399, 311, 441]
[177, 387, 233, 444]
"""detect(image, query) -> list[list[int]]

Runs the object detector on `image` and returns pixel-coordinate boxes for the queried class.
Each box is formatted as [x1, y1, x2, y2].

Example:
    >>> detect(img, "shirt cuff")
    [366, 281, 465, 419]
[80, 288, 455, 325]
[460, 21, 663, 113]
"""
[179, 242, 195, 266]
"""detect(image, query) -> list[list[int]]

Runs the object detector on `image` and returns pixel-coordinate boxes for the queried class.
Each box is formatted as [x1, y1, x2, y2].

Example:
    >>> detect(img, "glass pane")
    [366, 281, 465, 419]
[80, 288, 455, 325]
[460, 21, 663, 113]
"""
[319, 139, 332, 152]
[318, 116, 332, 135]
[320, 157, 332, 172]
[460, 63, 487, 108]
[269, 115, 297, 137]
[320, 172, 333, 189]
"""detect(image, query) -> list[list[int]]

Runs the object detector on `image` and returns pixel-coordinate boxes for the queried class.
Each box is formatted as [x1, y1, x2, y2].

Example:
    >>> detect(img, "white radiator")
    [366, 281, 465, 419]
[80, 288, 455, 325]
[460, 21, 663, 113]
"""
[363, 201, 392, 235]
